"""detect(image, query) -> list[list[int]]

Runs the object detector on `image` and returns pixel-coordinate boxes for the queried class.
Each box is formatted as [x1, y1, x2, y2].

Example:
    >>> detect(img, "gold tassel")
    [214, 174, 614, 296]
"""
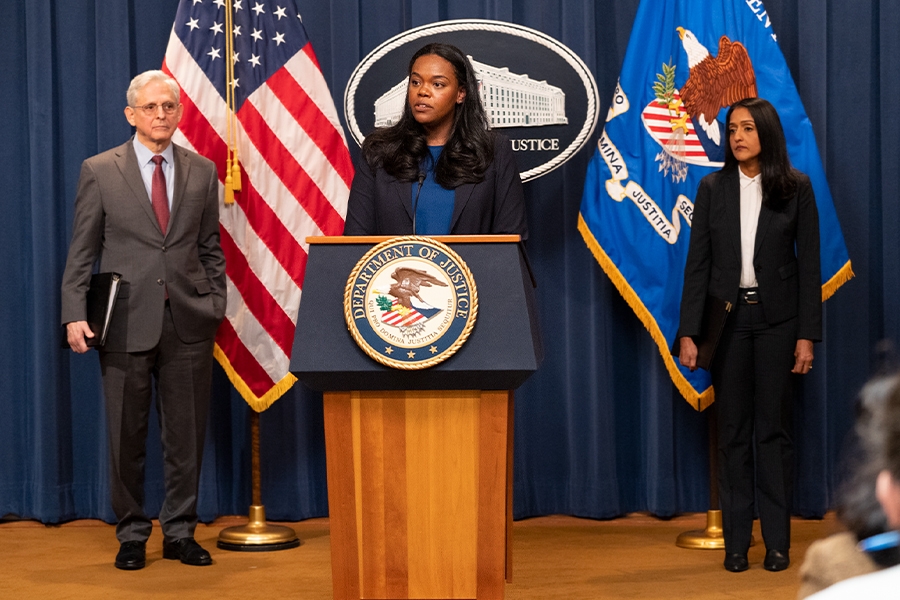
[224, 156, 234, 205]
[232, 147, 242, 192]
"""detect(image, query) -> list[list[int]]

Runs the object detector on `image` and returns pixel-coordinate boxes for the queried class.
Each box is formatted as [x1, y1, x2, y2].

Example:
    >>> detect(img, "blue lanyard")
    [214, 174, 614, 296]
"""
[858, 530, 900, 552]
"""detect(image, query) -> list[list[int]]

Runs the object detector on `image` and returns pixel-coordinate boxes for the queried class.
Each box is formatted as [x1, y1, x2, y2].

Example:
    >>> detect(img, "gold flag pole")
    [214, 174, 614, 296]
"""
[217, 410, 300, 551]
[226, 0, 241, 194]
[217, 0, 296, 551]
[676, 404, 755, 549]
[222, 0, 236, 204]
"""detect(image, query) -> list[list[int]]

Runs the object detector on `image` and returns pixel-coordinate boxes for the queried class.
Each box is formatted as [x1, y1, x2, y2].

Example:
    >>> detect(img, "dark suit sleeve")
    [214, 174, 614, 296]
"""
[60, 159, 104, 325]
[197, 160, 226, 320]
[677, 174, 715, 338]
[489, 136, 528, 239]
[344, 154, 377, 235]
[796, 174, 822, 341]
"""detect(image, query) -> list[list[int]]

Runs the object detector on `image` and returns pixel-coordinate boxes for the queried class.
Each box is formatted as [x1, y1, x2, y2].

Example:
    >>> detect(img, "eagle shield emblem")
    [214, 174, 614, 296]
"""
[642, 28, 758, 182]
[344, 237, 478, 369]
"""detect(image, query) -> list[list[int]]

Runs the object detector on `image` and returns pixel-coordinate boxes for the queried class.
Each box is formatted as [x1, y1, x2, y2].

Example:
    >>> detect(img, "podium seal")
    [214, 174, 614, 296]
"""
[344, 237, 478, 369]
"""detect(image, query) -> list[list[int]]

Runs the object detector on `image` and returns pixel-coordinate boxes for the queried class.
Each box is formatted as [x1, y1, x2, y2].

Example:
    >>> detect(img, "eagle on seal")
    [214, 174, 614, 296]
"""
[389, 267, 448, 309]
[677, 27, 757, 146]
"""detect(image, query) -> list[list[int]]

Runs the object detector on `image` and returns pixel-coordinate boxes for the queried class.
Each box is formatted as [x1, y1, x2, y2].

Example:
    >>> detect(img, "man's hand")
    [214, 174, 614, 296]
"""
[792, 339, 814, 374]
[66, 321, 94, 354]
[679, 337, 699, 372]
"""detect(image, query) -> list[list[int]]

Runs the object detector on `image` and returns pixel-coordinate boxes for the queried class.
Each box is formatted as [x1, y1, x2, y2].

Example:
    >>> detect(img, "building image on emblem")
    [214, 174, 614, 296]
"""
[373, 80, 408, 128]
[373, 55, 567, 129]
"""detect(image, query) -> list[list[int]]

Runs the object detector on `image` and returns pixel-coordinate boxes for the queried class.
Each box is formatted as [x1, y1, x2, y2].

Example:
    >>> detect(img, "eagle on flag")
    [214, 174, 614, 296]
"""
[677, 27, 758, 146]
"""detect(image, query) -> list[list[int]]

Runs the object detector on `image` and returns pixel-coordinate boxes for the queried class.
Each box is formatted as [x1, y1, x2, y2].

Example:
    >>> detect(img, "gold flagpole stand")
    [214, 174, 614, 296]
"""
[676, 405, 755, 549]
[218, 410, 300, 551]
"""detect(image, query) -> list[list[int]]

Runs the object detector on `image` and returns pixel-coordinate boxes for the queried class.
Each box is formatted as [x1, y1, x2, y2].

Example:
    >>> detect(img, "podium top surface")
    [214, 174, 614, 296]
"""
[307, 235, 522, 244]
[290, 237, 541, 392]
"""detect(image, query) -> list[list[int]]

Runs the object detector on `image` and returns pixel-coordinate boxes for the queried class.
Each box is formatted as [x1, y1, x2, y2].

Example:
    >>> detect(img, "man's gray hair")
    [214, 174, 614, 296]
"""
[126, 70, 180, 107]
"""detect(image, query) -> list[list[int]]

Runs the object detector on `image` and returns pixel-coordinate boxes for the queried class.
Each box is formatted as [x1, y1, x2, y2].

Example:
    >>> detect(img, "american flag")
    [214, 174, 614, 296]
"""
[162, 0, 352, 411]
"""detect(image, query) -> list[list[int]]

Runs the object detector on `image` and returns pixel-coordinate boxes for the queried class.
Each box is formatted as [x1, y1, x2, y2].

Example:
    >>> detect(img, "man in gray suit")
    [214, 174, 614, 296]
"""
[61, 70, 226, 570]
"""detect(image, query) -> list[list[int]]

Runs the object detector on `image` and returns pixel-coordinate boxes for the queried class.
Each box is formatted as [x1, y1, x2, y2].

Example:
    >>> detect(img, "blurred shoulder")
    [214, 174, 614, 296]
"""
[800, 533, 882, 599]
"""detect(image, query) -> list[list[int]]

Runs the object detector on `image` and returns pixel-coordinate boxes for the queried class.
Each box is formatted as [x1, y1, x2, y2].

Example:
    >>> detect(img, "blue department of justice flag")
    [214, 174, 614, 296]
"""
[577, 0, 853, 410]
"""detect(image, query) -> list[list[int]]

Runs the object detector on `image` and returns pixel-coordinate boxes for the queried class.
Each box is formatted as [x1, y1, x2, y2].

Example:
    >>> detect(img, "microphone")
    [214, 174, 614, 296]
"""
[412, 171, 426, 235]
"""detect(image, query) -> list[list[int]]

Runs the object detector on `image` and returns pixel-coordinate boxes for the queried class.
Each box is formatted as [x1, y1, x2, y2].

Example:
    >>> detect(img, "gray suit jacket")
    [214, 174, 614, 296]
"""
[61, 139, 226, 352]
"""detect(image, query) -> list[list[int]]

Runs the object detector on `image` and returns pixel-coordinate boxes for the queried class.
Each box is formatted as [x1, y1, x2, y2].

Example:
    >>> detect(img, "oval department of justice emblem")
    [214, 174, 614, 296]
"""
[344, 19, 599, 182]
[344, 237, 478, 370]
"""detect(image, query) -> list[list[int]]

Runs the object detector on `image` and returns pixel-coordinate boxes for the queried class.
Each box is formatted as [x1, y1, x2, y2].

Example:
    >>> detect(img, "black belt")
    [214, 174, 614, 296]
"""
[739, 288, 760, 305]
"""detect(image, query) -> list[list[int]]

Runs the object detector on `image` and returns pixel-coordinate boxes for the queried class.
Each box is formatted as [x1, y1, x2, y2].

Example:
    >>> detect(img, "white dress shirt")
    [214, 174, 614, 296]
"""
[738, 167, 762, 288]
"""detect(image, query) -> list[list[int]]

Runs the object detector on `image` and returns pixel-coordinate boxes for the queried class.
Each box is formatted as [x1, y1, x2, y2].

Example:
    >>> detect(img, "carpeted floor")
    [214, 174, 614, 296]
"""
[0, 512, 840, 599]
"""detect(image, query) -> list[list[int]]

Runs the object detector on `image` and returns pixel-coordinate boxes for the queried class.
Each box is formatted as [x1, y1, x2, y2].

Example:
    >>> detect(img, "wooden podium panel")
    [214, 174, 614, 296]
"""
[294, 238, 539, 600]
[323, 390, 512, 600]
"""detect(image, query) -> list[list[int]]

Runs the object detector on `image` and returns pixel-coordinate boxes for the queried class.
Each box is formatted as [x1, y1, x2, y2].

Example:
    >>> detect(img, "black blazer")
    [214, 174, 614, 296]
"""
[343, 133, 527, 239]
[678, 166, 822, 342]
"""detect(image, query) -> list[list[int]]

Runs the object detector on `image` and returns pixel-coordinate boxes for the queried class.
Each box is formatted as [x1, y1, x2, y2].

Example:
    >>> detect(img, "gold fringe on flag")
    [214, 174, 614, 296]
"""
[214, 343, 298, 413]
[577, 214, 714, 410]
[822, 260, 854, 302]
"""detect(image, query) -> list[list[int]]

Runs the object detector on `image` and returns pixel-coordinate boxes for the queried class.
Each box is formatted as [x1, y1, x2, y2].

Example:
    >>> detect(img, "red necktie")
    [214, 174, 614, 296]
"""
[150, 155, 170, 234]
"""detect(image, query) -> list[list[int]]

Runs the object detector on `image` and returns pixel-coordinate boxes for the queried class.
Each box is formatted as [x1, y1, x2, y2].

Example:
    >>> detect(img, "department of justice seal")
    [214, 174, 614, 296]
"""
[344, 237, 478, 370]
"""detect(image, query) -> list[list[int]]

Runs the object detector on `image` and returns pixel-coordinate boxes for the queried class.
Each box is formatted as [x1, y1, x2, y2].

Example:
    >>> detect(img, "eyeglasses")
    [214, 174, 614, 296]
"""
[132, 102, 179, 116]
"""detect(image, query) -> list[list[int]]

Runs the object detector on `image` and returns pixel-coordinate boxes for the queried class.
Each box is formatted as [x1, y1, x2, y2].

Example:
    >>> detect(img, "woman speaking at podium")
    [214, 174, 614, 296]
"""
[676, 97, 822, 574]
[343, 42, 527, 238]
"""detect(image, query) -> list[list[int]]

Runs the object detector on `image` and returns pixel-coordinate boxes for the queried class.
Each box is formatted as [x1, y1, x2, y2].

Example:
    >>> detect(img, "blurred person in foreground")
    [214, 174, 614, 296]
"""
[798, 372, 900, 597]
[807, 372, 900, 598]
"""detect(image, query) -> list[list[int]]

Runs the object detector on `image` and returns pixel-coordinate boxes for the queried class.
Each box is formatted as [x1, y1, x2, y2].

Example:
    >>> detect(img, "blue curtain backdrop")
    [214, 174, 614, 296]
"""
[3, 0, 898, 524]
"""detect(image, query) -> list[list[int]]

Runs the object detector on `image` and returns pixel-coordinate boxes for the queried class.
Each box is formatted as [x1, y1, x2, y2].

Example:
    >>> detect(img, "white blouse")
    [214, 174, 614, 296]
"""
[738, 167, 762, 289]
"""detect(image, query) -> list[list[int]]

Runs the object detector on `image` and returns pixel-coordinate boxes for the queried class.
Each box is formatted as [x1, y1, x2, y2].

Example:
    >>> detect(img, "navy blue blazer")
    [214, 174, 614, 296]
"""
[678, 166, 822, 342]
[343, 134, 527, 239]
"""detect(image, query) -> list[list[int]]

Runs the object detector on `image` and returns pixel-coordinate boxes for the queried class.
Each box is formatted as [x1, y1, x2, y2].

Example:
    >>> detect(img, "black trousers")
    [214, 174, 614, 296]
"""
[711, 300, 796, 554]
[99, 304, 214, 544]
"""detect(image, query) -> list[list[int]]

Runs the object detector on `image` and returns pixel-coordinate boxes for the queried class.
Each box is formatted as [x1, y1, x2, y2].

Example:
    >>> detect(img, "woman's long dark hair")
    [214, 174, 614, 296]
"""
[723, 97, 799, 210]
[361, 43, 494, 188]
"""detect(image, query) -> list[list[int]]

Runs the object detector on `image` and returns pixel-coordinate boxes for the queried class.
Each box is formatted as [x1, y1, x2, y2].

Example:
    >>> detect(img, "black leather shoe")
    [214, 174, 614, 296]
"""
[163, 538, 212, 566]
[723, 552, 749, 572]
[763, 549, 790, 572]
[115, 540, 146, 570]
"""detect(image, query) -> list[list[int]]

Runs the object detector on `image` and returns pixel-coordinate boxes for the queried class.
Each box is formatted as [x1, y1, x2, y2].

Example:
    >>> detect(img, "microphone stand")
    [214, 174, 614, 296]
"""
[412, 171, 425, 235]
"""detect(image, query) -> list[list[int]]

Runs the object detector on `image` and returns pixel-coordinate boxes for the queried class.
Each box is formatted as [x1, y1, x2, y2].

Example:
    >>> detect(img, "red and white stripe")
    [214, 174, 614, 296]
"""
[382, 309, 426, 328]
[641, 92, 721, 166]
[163, 31, 352, 411]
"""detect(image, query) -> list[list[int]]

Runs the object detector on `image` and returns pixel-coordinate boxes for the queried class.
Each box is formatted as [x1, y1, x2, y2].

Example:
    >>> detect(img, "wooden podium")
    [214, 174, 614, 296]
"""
[290, 236, 542, 600]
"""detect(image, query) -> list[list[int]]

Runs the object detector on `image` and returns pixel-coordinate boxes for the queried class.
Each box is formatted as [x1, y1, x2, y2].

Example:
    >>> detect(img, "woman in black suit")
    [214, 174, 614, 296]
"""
[343, 43, 527, 238]
[677, 97, 822, 573]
